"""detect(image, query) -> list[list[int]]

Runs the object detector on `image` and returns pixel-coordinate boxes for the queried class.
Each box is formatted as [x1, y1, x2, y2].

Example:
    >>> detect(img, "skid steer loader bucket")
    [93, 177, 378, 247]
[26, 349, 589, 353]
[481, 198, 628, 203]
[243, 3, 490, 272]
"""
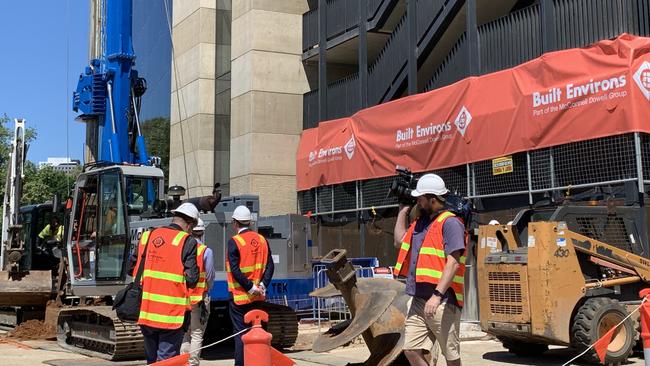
[0, 270, 52, 306]
[310, 250, 413, 366]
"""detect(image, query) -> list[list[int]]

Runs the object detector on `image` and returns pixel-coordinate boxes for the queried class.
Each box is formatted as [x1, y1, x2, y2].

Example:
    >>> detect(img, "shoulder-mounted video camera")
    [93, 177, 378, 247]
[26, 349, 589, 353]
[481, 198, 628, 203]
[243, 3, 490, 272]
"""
[388, 166, 418, 205]
[388, 166, 473, 226]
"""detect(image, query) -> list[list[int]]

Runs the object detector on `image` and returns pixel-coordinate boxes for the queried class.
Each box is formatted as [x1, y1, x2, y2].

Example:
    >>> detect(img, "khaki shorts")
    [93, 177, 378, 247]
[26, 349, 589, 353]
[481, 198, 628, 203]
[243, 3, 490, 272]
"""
[403, 296, 462, 361]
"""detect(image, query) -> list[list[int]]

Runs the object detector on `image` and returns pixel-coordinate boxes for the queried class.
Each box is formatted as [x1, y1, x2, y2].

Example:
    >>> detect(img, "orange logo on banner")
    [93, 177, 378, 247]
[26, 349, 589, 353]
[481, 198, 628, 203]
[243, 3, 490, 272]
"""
[296, 34, 650, 191]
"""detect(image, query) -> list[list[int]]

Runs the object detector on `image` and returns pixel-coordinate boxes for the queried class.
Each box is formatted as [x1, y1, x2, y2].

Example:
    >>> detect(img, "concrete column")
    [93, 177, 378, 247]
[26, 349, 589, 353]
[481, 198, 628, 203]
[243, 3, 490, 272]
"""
[169, 0, 217, 197]
[230, 0, 309, 215]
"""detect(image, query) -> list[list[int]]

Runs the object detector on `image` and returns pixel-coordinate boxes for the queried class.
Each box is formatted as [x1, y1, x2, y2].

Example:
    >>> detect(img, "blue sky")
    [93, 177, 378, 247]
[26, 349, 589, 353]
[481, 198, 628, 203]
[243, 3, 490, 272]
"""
[0, 1, 89, 164]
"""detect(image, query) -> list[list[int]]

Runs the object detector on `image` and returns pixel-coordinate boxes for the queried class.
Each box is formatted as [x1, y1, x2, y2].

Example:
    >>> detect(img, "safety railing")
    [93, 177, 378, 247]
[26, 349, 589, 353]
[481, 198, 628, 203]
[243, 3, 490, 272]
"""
[312, 265, 386, 331]
[302, 0, 400, 53]
[427, 0, 650, 90]
[303, 89, 319, 130]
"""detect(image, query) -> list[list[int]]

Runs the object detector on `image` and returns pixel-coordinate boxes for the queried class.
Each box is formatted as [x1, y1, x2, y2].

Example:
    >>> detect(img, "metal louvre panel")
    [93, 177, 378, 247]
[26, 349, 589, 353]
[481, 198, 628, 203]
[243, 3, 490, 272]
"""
[425, 33, 468, 91]
[303, 90, 319, 130]
[553, 0, 642, 50]
[327, 74, 361, 121]
[486, 266, 530, 323]
[478, 4, 542, 75]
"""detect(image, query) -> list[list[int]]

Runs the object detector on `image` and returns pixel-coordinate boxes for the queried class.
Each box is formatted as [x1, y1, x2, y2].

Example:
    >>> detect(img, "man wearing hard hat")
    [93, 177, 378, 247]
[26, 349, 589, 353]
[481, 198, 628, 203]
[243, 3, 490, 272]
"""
[181, 218, 215, 366]
[130, 202, 200, 364]
[226, 205, 274, 366]
[393, 174, 466, 366]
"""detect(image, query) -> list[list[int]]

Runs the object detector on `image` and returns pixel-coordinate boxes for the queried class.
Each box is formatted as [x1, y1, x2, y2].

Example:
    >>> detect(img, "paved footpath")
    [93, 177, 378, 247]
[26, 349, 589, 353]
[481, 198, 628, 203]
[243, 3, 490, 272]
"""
[0, 338, 646, 365]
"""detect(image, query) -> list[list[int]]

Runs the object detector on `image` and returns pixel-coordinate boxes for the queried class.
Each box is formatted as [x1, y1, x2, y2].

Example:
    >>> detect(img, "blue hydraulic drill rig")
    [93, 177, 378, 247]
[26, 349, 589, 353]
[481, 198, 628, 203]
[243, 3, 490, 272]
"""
[55, 0, 167, 359]
[55, 1, 298, 359]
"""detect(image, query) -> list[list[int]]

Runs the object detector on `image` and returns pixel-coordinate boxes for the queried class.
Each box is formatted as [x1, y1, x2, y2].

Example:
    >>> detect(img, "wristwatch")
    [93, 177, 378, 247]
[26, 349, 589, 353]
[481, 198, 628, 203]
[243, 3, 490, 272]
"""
[432, 289, 444, 298]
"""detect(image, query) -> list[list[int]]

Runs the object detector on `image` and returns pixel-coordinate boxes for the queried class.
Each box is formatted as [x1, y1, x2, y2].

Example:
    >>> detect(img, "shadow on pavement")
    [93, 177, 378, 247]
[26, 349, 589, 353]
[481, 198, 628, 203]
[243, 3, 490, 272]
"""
[482, 348, 642, 366]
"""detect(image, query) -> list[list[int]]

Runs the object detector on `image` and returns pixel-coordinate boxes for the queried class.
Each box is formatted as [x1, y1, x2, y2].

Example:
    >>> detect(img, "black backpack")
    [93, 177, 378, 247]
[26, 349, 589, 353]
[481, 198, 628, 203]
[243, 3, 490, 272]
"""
[113, 230, 152, 322]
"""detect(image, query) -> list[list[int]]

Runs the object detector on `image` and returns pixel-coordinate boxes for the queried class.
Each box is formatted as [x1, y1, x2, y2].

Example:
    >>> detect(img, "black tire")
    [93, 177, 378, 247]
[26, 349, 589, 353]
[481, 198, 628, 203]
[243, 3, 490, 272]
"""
[499, 337, 549, 356]
[571, 297, 637, 365]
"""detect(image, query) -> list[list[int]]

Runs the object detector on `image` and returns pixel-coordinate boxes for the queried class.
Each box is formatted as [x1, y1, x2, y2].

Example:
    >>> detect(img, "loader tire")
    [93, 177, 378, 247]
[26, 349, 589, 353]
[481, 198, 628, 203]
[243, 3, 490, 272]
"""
[499, 337, 549, 356]
[571, 297, 637, 365]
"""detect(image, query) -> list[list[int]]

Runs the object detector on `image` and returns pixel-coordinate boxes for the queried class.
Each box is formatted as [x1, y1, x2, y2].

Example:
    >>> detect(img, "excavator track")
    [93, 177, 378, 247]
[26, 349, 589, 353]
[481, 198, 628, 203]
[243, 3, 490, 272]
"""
[260, 302, 299, 349]
[56, 306, 143, 360]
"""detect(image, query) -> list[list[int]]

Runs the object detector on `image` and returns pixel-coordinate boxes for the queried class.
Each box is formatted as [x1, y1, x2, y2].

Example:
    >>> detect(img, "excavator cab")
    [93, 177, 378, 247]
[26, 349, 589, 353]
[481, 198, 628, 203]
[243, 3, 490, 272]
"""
[66, 164, 164, 297]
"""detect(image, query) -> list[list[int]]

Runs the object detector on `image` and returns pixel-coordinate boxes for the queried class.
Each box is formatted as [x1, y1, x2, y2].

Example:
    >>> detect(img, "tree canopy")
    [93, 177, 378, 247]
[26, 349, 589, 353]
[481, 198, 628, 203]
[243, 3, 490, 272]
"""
[140, 116, 170, 180]
[0, 114, 76, 208]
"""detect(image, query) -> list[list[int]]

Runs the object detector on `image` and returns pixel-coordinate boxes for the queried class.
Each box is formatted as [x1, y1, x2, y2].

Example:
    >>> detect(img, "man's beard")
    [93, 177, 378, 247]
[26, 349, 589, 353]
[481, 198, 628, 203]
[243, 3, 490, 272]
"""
[418, 206, 432, 217]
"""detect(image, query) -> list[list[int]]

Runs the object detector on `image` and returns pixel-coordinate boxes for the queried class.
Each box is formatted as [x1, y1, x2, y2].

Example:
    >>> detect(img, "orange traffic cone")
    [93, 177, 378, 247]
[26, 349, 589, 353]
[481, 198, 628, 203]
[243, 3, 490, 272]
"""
[243, 309, 294, 366]
[150, 353, 189, 366]
[639, 289, 650, 366]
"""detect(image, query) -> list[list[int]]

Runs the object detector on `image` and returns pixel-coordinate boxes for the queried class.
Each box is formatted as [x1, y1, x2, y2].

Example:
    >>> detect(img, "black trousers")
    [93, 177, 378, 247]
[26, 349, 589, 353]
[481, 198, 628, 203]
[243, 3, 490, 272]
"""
[228, 300, 262, 366]
[140, 325, 184, 364]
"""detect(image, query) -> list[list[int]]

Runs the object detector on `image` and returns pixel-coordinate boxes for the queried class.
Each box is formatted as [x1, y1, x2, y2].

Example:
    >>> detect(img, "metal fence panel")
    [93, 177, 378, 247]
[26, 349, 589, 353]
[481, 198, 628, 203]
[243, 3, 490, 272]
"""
[333, 181, 358, 211]
[298, 133, 649, 214]
[361, 176, 398, 209]
[472, 152, 530, 196]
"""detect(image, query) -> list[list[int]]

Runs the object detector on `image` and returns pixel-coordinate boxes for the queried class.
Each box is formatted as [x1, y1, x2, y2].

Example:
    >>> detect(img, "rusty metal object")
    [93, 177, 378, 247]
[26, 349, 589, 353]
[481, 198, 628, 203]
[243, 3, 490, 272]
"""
[310, 249, 411, 366]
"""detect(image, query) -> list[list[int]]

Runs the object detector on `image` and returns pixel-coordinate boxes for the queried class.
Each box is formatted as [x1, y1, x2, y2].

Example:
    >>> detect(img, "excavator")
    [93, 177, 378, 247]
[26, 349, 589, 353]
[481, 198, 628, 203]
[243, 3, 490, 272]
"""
[0, 0, 300, 360]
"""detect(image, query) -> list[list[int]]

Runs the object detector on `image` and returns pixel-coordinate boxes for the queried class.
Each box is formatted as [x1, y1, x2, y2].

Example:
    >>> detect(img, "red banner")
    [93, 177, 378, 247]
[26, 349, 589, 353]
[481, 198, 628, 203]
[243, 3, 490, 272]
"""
[296, 34, 650, 191]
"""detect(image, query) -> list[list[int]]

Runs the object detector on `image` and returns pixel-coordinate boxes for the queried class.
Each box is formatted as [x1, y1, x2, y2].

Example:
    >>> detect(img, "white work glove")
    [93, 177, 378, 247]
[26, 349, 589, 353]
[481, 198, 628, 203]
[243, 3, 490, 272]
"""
[259, 283, 267, 296]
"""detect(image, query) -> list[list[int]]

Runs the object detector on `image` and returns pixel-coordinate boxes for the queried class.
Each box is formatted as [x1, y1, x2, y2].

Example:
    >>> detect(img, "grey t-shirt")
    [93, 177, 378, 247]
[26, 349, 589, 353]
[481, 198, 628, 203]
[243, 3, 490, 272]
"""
[404, 213, 466, 306]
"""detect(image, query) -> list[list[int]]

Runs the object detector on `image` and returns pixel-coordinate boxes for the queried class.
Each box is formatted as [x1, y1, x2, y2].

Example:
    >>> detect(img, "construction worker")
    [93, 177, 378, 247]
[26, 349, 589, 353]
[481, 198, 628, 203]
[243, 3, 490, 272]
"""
[393, 174, 466, 366]
[227, 205, 274, 366]
[39, 217, 63, 243]
[130, 202, 200, 364]
[181, 218, 215, 366]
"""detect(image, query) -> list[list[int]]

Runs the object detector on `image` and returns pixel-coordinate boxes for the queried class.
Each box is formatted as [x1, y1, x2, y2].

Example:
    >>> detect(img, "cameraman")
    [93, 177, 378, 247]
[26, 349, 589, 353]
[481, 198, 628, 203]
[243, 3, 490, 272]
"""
[393, 174, 466, 366]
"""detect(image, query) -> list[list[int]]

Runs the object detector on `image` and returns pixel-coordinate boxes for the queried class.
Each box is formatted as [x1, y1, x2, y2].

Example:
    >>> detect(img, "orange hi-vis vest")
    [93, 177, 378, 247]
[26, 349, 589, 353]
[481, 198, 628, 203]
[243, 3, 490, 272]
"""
[133, 227, 191, 329]
[393, 211, 467, 307]
[189, 243, 208, 305]
[226, 230, 269, 305]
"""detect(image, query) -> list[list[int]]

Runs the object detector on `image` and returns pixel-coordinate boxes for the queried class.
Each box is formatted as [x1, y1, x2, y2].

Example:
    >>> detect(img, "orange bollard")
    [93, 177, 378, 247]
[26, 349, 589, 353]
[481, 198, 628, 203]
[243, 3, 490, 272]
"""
[242, 309, 294, 366]
[639, 289, 650, 366]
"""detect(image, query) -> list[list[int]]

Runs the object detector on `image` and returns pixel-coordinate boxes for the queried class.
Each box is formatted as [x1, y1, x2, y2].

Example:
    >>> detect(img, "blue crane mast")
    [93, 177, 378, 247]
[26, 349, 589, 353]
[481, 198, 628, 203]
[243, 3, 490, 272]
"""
[73, 0, 149, 165]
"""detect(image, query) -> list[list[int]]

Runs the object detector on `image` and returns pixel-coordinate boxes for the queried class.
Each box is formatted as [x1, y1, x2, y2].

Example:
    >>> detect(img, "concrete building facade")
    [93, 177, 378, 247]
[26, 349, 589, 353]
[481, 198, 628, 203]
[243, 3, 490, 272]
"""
[170, 0, 309, 215]
[169, 1, 218, 198]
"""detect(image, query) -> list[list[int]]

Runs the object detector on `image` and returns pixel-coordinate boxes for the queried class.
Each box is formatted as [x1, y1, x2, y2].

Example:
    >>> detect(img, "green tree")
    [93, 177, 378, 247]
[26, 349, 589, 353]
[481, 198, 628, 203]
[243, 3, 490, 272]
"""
[21, 163, 78, 205]
[140, 117, 170, 179]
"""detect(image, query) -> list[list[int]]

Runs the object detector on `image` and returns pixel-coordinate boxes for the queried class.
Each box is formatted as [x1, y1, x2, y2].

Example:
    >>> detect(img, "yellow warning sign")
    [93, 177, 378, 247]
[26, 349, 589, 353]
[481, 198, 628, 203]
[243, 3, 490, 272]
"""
[492, 156, 513, 176]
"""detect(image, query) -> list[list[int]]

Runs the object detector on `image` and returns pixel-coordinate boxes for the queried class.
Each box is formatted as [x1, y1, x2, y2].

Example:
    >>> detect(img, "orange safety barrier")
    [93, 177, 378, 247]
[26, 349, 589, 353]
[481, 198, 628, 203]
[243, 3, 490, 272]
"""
[639, 290, 650, 366]
[243, 309, 294, 366]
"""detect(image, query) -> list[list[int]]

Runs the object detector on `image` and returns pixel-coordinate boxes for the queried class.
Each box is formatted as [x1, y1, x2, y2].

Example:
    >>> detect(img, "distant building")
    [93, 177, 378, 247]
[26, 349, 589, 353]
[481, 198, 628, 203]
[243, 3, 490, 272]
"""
[38, 157, 81, 174]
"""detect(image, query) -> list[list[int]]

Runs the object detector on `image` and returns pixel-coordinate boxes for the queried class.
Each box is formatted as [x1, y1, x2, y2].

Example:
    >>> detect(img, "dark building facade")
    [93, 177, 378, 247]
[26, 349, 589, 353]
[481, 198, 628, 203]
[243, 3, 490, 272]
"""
[299, 0, 650, 320]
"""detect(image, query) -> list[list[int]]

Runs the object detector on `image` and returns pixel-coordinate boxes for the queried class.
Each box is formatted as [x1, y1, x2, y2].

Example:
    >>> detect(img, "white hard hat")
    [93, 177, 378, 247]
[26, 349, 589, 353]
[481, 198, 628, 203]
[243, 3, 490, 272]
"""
[488, 220, 501, 225]
[411, 174, 449, 197]
[171, 202, 199, 221]
[193, 218, 205, 232]
[232, 205, 252, 222]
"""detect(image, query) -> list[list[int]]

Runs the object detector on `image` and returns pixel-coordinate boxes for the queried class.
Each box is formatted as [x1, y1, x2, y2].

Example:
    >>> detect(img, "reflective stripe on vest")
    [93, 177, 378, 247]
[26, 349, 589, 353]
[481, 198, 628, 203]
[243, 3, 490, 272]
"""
[189, 244, 208, 305]
[226, 231, 268, 305]
[140, 231, 150, 246]
[393, 211, 467, 307]
[135, 227, 190, 329]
